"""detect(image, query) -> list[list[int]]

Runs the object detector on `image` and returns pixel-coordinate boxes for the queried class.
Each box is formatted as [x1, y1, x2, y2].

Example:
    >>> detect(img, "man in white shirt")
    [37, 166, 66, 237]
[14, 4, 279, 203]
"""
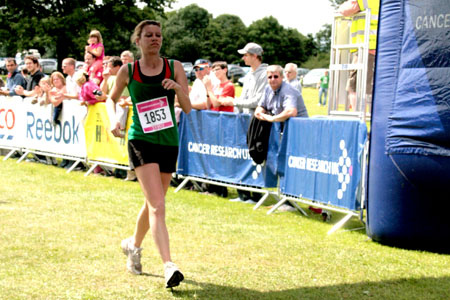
[61, 58, 80, 100]
[189, 61, 210, 110]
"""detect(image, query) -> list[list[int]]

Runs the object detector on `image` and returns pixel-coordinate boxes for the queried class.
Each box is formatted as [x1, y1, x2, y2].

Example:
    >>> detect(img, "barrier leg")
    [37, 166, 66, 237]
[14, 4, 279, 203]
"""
[174, 177, 191, 193]
[289, 201, 308, 216]
[267, 197, 288, 215]
[17, 151, 31, 163]
[66, 159, 82, 173]
[327, 212, 354, 235]
[85, 163, 98, 177]
[253, 191, 270, 210]
[3, 149, 17, 161]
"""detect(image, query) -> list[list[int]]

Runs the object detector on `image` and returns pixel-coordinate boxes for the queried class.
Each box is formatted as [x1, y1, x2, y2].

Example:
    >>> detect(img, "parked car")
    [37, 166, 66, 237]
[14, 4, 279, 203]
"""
[182, 62, 193, 81]
[237, 67, 251, 86]
[17, 58, 58, 74]
[227, 64, 245, 83]
[297, 68, 309, 80]
[39, 58, 57, 74]
[302, 68, 328, 88]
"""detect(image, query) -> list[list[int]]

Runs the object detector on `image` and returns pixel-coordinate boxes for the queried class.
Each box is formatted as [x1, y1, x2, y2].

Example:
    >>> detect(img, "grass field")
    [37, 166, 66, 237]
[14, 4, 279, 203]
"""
[1, 158, 450, 299]
[1, 85, 449, 299]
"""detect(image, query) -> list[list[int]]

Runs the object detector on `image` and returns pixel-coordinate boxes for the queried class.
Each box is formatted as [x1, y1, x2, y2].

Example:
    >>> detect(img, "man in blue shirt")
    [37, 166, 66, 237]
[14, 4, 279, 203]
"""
[0, 58, 27, 97]
[255, 65, 308, 122]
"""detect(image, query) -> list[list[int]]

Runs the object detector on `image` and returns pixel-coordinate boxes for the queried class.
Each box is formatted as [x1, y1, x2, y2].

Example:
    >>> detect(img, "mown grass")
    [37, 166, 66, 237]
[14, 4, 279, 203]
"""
[1, 159, 449, 300]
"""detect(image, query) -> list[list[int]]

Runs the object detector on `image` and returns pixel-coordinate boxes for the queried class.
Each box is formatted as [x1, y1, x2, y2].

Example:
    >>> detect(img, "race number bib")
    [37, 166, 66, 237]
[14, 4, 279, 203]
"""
[136, 96, 174, 134]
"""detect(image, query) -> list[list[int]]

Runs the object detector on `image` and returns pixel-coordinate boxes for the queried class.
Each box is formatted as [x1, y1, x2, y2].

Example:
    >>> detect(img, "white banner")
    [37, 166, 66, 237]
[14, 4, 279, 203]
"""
[0, 96, 25, 149]
[0, 96, 87, 158]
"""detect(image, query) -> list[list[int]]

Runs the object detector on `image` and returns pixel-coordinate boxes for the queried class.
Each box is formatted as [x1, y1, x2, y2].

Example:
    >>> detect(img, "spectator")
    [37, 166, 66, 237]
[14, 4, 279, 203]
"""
[48, 72, 67, 125]
[255, 65, 309, 212]
[284, 63, 302, 95]
[14, 55, 45, 98]
[120, 50, 134, 64]
[31, 77, 51, 106]
[61, 58, 80, 100]
[0, 58, 27, 97]
[255, 65, 308, 122]
[84, 51, 103, 86]
[189, 61, 209, 110]
[221, 42, 268, 115]
[204, 61, 235, 112]
[85, 29, 105, 63]
[222, 42, 268, 203]
[318, 71, 329, 106]
[73, 70, 102, 106]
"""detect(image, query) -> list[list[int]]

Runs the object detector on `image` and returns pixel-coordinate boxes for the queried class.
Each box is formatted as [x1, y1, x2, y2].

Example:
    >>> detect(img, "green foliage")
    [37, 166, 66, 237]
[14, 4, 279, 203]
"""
[303, 52, 331, 69]
[0, 0, 331, 70]
[159, 4, 211, 62]
[0, 0, 173, 67]
[315, 24, 332, 53]
[205, 14, 248, 64]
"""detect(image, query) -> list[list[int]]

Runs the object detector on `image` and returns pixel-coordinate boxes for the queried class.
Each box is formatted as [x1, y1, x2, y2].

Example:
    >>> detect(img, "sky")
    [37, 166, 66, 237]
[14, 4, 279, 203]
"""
[166, 0, 338, 36]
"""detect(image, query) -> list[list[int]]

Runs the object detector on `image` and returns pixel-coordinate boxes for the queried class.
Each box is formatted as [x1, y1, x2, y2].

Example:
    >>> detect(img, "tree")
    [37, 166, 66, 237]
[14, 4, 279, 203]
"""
[204, 14, 247, 64]
[159, 4, 211, 62]
[247, 17, 310, 66]
[315, 24, 332, 53]
[0, 0, 173, 70]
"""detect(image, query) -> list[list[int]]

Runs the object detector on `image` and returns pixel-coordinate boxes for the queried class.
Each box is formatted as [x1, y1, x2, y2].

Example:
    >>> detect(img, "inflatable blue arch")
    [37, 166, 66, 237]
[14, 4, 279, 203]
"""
[367, 0, 450, 252]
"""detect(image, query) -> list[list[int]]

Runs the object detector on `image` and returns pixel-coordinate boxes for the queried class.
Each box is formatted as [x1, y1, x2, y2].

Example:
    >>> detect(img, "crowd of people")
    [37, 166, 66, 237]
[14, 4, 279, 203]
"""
[0, 30, 139, 179]
[184, 42, 308, 210]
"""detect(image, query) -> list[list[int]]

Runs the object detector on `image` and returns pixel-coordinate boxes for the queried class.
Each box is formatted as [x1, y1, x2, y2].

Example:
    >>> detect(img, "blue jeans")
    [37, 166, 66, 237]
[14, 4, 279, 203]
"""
[319, 87, 328, 105]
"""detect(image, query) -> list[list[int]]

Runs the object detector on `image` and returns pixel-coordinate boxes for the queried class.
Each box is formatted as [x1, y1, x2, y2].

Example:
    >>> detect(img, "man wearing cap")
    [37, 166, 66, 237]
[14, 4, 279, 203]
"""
[189, 61, 210, 110]
[220, 42, 268, 115]
[224, 42, 268, 204]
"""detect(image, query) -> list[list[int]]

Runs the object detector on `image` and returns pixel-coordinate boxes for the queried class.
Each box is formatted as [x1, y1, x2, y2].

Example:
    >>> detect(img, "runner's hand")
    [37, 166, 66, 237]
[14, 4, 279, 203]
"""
[162, 78, 180, 91]
[111, 121, 124, 138]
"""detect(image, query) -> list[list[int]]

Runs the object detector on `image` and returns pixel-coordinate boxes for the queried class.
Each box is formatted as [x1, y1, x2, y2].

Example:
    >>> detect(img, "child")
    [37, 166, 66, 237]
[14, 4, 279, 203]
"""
[73, 70, 103, 106]
[85, 30, 104, 63]
[31, 77, 51, 105]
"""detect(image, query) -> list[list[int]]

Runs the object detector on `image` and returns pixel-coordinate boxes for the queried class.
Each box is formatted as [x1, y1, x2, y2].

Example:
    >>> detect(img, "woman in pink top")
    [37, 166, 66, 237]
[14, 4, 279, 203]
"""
[85, 29, 105, 62]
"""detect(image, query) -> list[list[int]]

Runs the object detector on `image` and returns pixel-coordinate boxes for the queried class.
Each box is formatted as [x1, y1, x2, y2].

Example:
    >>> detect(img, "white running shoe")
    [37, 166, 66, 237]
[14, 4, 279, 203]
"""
[164, 262, 184, 288]
[121, 237, 142, 275]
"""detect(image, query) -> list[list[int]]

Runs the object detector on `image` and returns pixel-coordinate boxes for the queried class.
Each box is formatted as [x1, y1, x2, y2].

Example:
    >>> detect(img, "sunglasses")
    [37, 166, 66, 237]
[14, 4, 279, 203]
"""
[268, 75, 279, 79]
[194, 67, 205, 71]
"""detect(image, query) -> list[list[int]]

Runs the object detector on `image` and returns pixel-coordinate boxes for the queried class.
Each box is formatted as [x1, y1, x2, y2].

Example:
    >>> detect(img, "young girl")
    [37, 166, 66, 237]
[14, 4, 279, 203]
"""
[73, 70, 103, 106]
[85, 29, 104, 63]
[31, 77, 51, 105]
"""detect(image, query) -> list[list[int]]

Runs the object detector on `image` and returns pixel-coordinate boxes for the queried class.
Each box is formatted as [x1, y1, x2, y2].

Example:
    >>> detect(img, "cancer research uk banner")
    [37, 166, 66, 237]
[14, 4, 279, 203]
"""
[278, 118, 367, 211]
[177, 110, 278, 188]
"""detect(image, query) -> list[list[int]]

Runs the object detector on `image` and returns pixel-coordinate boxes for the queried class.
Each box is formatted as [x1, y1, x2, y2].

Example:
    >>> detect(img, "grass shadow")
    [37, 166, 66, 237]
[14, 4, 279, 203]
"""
[170, 276, 450, 300]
